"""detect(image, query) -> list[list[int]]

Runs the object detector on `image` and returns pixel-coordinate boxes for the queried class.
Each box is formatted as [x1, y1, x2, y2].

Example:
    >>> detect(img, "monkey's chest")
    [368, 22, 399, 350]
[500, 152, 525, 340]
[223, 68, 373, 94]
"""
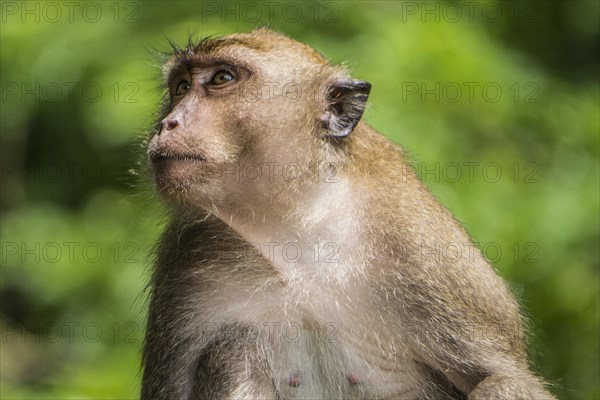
[189, 251, 425, 398]
[194, 309, 424, 399]
[193, 289, 423, 397]
[265, 330, 423, 399]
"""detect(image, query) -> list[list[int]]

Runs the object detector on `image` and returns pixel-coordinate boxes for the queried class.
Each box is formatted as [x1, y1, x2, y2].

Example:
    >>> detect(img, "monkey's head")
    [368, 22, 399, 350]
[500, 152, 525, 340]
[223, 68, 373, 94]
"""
[148, 28, 371, 212]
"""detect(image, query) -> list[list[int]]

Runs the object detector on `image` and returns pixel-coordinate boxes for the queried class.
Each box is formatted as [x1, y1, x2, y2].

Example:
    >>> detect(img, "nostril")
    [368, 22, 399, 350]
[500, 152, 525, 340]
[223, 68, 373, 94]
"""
[164, 119, 179, 131]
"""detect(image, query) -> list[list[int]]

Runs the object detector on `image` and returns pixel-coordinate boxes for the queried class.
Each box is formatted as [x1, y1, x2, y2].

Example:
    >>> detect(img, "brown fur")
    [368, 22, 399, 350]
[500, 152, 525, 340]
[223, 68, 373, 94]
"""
[141, 28, 554, 399]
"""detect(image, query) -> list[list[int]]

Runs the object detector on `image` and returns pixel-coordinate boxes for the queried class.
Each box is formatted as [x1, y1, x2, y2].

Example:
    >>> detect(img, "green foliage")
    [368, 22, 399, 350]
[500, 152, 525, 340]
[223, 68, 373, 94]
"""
[1, 1, 598, 398]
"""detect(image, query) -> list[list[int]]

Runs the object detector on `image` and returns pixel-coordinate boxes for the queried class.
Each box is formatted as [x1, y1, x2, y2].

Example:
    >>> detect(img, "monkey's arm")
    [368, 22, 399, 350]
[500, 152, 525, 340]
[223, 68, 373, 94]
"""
[141, 288, 203, 399]
[142, 282, 281, 400]
[141, 217, 280, 400]
[468, 374, 555, 399]
[393, 246, 555, 399]
[192, 325, 279, 399]
[366, 169, 556, 399]
[422, 340, 555, 400]
[143, 302, 278, 400]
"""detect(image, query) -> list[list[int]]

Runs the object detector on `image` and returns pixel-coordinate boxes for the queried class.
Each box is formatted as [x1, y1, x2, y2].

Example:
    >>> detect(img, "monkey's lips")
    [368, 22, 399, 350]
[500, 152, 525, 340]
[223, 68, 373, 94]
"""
[149, 150, 215, 190]
[149, 151, 207, 164]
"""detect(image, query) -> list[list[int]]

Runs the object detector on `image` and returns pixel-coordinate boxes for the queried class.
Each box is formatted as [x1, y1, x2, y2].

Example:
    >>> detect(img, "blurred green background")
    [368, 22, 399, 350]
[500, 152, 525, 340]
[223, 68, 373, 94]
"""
[1, 1, 598, 398]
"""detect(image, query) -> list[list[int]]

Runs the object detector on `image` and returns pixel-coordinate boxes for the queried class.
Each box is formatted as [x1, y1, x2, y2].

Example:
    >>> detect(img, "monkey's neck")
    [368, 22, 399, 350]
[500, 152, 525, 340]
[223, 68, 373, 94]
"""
[210, 175, 364, 280]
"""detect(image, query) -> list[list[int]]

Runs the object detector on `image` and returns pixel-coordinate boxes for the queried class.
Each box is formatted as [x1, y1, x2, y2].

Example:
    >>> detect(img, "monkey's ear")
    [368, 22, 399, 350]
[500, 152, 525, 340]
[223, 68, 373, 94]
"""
[322, 79, 371, 138]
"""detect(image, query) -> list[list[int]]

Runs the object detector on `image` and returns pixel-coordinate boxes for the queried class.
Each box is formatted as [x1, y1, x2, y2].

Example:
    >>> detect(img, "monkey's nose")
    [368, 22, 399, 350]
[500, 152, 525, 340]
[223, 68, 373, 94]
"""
[162, 119, 179, 132]
[158, 119, 179, 135]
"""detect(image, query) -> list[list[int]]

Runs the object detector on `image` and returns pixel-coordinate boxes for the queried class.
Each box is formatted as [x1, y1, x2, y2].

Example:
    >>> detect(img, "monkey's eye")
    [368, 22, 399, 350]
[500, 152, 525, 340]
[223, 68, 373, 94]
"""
[175, 80, 191, 96]
[209, 70, 236, 86]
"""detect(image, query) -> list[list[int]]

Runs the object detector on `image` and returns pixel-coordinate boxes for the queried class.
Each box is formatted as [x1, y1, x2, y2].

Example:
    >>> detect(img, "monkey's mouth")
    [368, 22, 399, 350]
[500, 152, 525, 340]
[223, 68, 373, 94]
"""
[149, 151, 207, 163]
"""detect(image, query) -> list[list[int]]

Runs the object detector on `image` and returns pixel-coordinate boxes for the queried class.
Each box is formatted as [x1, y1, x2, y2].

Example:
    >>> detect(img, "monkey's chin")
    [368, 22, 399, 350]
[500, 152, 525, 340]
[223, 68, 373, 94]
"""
[151, 158, 222, 202]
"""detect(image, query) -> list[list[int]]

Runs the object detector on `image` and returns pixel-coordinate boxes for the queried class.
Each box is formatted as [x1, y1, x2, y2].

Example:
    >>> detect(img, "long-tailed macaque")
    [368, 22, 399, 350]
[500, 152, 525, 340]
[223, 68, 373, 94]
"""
[141, 28, 554, 399]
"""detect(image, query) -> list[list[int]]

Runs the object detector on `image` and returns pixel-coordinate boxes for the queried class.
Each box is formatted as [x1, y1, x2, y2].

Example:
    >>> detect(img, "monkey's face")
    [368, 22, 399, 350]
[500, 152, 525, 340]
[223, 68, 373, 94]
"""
[148, 29, 370, 210]
[148, 61, 251, 205]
